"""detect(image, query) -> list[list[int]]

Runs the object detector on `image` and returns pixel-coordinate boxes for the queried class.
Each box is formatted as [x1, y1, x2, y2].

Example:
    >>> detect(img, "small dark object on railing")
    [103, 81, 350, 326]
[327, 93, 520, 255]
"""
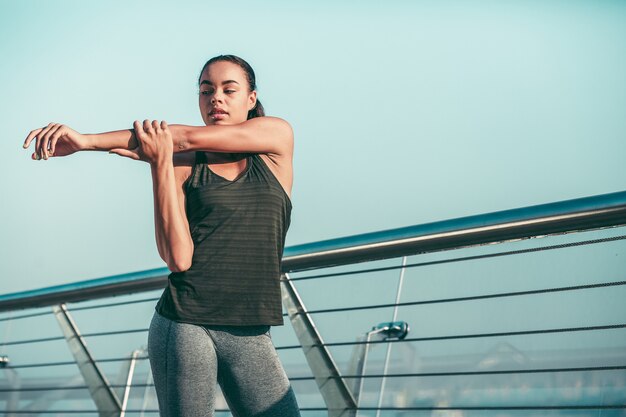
[372, 321, 410, 340]
[0, 355, 9, 368]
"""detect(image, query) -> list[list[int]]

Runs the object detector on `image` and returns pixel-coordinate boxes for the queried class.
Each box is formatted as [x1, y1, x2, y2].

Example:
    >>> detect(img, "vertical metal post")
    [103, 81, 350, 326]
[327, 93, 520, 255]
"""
[2, 366, 20, 417]
[375, 256, 407, 417]
[52, 303, 122, 417]
[356, 328, 386, 408]
[120, 349, 141, 417]
[281, 273, 357, 417]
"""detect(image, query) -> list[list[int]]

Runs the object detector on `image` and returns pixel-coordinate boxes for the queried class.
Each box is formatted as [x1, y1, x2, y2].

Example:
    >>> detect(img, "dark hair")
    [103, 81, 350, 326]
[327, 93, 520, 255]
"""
[198, 54, 265, 120]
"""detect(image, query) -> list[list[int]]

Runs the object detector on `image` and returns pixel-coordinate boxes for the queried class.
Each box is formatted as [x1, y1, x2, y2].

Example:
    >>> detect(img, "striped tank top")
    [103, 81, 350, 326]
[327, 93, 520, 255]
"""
[155, 151, 292, 326]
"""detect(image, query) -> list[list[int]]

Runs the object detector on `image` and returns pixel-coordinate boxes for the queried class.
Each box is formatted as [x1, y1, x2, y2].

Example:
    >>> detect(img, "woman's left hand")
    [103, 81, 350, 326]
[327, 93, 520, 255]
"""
[109, 120, 173, 165]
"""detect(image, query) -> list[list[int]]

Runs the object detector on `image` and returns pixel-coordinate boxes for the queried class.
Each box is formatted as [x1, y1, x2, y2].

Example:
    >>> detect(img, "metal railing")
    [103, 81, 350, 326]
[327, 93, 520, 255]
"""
[0, 190, 625, 416]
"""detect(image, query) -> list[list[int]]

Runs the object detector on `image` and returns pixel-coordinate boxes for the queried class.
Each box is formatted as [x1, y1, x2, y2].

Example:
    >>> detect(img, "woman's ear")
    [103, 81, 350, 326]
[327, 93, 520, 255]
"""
[248, 90, 258, 111]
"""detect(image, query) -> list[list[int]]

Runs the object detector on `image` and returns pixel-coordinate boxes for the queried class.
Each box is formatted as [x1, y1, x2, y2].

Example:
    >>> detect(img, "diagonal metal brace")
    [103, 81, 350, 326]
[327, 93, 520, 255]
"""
[52, 303, 121, 417]
[281, 273, 357, 417]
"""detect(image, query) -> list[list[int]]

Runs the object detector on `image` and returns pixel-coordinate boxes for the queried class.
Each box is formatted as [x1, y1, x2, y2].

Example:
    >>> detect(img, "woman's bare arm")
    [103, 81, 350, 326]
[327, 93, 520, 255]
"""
[151, 157, 194, 273]
[23, 116, 292, 160]
[170, 116, 293, 156]
[128, 120, 193, 272]
[86, 129, 139, 152]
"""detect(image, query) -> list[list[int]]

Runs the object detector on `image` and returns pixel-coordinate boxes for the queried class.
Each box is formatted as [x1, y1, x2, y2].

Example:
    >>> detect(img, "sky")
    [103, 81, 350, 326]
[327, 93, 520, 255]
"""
[0, 1, 625, 411]
[1, 0, 625, 294]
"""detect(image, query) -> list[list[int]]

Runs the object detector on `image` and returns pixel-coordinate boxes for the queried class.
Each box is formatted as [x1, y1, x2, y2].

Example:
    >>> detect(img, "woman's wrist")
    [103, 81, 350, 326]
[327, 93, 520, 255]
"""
[81, 134, 96, 151]
[150, 154, 174, 170]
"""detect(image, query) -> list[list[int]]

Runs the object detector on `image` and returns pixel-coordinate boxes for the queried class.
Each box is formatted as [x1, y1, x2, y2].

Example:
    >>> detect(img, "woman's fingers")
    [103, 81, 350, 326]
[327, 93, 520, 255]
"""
[23, 128, 43, 150]
[33, 123, 56, 160]
[130, 119, 172, 165]
[135, 119, 166, 135]
[109, 148, 141, 160]
[136, 119, 169, 140]
[40, 123, 62, 160]
[48, 124, 73, 156]
[133, 120, 146, 143]
[23, 123, 69, 160]
[143, 119, 154, 134]
[48, 126, 65, 156]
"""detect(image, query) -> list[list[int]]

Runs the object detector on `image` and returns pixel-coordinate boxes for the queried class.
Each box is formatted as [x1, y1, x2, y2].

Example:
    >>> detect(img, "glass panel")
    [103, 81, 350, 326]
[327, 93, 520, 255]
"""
[0, 225, 623, 415]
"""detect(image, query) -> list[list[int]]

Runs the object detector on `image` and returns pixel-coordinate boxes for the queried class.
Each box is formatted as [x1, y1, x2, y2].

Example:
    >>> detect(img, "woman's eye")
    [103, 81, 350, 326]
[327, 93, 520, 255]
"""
[225, 90, 235, 93]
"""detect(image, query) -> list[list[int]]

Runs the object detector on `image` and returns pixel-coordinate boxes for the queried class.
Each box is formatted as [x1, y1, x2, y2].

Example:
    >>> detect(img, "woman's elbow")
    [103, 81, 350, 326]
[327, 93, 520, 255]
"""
[167, 248, 194, 273]
[168, 257, 192, 273]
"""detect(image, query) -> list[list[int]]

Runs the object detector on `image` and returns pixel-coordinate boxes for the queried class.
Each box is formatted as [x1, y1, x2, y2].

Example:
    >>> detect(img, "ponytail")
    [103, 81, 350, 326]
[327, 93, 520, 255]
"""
[248, 99, 265, 119]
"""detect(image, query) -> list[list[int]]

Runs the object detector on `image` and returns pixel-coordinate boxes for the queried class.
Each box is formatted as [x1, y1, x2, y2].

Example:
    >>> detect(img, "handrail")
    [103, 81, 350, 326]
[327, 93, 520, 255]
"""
[282, 190, 626, 271]
[1, 190, 625, 312]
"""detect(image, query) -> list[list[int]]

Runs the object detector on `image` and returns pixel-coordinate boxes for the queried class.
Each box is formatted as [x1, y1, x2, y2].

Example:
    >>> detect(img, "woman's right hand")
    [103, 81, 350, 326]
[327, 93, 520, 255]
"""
[23, 123, 87, 160]
[109, 120, 173, 166]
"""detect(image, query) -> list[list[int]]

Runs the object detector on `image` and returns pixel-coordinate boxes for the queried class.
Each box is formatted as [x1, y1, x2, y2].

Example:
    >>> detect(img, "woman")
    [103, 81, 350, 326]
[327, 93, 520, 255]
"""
[23, 55, 301, 417]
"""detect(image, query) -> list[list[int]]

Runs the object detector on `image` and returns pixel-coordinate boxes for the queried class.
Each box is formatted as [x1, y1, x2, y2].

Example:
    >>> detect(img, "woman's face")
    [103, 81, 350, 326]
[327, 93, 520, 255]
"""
[198, 61, 257, 126]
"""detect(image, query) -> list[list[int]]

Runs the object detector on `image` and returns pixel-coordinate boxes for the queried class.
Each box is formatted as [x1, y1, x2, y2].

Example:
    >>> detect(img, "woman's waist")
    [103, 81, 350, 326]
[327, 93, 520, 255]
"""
[165, 270, 282, 303]
[168, 264, 282, 282]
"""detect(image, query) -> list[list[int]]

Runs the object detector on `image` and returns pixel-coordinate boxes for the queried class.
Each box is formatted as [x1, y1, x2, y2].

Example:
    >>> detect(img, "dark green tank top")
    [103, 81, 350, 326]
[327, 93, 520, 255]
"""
[155, 151, 292, 326]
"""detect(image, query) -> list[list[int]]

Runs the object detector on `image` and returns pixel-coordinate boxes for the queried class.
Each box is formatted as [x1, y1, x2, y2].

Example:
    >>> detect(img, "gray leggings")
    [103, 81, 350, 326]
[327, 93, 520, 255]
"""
[147, 310, 301, 417]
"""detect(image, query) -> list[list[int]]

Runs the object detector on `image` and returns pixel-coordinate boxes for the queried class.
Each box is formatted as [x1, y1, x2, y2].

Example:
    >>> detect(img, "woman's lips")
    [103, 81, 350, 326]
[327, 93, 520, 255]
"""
[210, 112, 227, 120]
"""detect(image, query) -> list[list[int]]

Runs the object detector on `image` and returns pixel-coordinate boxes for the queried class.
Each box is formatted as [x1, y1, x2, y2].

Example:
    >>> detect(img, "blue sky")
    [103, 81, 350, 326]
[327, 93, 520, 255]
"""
[1, 0, 625, 293]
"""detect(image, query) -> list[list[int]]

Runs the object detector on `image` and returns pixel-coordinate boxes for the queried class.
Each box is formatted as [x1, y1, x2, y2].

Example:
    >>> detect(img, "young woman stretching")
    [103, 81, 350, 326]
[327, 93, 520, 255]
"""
[23, 54, 301, 417]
